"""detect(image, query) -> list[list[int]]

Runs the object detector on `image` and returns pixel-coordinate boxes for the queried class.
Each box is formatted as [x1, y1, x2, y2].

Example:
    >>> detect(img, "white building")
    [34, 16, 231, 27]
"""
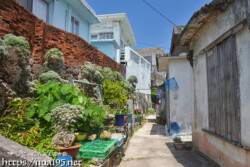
[91, 13, 136, 62]
[136, 47, 167, 87]
[157, 26, 193, 136]
[91, 13, 151, 112]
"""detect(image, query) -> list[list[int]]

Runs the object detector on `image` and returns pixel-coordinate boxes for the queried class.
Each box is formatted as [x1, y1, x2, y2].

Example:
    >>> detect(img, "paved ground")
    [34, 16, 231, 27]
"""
[119, 115, 216, 167]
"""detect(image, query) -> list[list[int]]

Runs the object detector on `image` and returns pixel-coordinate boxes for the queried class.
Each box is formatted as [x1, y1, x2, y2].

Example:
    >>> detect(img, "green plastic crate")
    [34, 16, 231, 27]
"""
[77, 139, 118, 160]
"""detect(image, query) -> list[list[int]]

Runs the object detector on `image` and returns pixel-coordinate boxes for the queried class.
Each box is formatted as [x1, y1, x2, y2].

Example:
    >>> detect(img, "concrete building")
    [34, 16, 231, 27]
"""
[136, 47, 167, 87]
[17, 0, 100, 42]
[157, 26, 193, 136]
[91, 13, 151, 113]
[173, 0, 250, 166]
[91, 13, 136, 62]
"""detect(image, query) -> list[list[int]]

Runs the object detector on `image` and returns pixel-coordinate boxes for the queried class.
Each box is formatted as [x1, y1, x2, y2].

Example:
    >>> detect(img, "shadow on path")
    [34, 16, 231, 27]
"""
[165, 142, 219, 167]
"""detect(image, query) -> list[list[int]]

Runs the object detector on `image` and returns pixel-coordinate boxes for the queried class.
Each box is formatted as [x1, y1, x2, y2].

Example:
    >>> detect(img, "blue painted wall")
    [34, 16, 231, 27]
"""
[51, 0, 91, 42]
[91, 41, 117, 61]
[170, 121, 192, 136]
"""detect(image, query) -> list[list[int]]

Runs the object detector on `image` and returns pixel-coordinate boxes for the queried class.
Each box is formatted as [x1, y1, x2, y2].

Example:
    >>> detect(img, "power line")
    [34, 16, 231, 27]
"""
[142, 0, 176, 26]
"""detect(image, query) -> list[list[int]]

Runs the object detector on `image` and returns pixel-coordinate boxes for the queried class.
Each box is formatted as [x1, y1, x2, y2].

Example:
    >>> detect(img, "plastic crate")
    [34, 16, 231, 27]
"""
[77, 139, 118, 160]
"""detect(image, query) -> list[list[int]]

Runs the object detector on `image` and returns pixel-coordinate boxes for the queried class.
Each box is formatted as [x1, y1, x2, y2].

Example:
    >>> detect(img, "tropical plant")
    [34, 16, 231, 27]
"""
[73, 100, 106, 133]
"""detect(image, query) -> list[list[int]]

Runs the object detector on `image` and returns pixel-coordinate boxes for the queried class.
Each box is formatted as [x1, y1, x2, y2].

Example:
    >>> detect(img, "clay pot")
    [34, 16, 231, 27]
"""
[174, 142, 184, 150]
[57, 143, 82, 158]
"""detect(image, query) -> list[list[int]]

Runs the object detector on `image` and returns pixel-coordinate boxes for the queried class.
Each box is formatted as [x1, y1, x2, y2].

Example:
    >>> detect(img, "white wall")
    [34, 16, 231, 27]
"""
[190, 0, 250, 166]
[236, 26, 250, 147]
[168, 59, 193, 135]
[125, 47, 151, 95]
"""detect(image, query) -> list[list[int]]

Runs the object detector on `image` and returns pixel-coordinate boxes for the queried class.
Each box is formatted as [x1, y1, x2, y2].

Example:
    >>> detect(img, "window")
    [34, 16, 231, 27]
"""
[71, 16, 79, 35]
[99, 32, 113, 39]
[91, 35, 98, 40]
[145, 56, 152, 64]
[206, 35, 240, 143]
[17, 0, 33, 11]
[33, 0, 49, 23]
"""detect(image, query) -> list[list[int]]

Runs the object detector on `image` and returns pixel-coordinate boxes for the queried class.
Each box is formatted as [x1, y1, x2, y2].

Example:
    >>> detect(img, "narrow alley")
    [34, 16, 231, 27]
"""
[120, 116, 216, 167]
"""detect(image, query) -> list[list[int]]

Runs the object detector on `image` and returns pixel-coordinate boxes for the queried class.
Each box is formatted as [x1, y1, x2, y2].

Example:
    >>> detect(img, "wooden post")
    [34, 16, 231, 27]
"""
[247, 0, 250, 29]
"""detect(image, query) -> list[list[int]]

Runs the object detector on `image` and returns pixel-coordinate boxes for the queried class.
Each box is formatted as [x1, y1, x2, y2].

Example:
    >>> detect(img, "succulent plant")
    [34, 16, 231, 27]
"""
[51, 104, 84, 132]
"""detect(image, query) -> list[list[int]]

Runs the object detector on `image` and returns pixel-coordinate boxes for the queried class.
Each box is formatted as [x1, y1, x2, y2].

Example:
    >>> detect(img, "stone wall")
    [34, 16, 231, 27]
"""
[0, 0, 120, 71]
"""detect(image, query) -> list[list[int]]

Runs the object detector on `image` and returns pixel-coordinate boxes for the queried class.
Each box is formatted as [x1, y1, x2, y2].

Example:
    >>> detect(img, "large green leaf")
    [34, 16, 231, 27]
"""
[43, 114, 51, 122]
[60, 84, 72, 95]
[25, 109, 35, 118]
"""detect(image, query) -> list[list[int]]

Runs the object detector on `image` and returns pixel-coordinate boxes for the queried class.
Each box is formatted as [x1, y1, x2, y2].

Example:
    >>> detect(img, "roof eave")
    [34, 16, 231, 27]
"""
[175, 0, 233, 47]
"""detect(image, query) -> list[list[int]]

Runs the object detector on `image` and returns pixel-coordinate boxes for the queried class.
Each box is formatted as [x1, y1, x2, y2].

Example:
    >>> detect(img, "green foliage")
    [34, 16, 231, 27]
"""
[151, 89, 156, 102]
[51, 104, 83, 132]
[3, 34, 30, 56]
[29, 81, 87, 122]
[17, 126, 40, 149]
[45, 48, 64, 61]
[102, 67, 123, 82]
[73, 100, 106, 133]
[148, 108, 155, 114]
[44, 48, 64, 73]
[81, 159, 96, 167]
[173, 137, 182, 143]
[0, 98, 36, 140]
[128, 75, 138, 92]
[27, 80, 39, 95]
[39, 70, 64, 84]
[102, 80, 128, 109]
[81, 62, 104, 84]
[35, 138, 59, 159]
[0, 38, 7, 59]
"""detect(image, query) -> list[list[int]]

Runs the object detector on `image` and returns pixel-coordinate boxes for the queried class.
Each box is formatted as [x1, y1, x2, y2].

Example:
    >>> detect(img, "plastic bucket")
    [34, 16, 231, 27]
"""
[115, 114, 125, 126]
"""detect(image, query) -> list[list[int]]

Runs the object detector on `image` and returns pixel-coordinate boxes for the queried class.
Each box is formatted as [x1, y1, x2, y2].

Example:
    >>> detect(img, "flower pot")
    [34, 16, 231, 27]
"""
[174, 142, 184, 150]
[74, 132, 88, 142]
[115, 114, 125, 126]
[57, 143, 82, 158]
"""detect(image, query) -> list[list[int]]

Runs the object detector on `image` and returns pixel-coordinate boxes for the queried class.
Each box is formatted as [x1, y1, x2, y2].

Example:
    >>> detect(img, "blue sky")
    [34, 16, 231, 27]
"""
[86, 0, 212, 53]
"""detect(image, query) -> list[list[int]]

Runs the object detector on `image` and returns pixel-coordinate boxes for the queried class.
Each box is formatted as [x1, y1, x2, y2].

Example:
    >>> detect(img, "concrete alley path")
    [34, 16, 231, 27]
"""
[119, 115, 216, 167]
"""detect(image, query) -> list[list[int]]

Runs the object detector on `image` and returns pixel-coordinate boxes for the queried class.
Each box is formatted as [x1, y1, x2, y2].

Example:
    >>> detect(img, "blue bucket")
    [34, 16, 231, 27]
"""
[115, 114, 125, 126]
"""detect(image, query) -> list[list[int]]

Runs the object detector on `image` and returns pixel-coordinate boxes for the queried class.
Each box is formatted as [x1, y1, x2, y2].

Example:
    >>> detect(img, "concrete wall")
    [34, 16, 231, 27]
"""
[168, 59, 193, 135]
[91, 41, 118, 61]
[191, 0, 250, 166]
[125, 47, 151, 95]
[138, 51, 166, 87]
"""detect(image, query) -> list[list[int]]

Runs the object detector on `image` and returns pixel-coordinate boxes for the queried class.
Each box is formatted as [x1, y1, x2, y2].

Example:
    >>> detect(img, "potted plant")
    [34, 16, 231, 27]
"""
[51, 104, 84, 157]
[74, 132, 88, 142]
[173, 137, 184, 150]
[115, 109, 125, 126]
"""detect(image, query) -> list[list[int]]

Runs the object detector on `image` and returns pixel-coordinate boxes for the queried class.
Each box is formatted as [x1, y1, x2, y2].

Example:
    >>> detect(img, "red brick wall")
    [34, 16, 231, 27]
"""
[0, 0, 120, 71]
